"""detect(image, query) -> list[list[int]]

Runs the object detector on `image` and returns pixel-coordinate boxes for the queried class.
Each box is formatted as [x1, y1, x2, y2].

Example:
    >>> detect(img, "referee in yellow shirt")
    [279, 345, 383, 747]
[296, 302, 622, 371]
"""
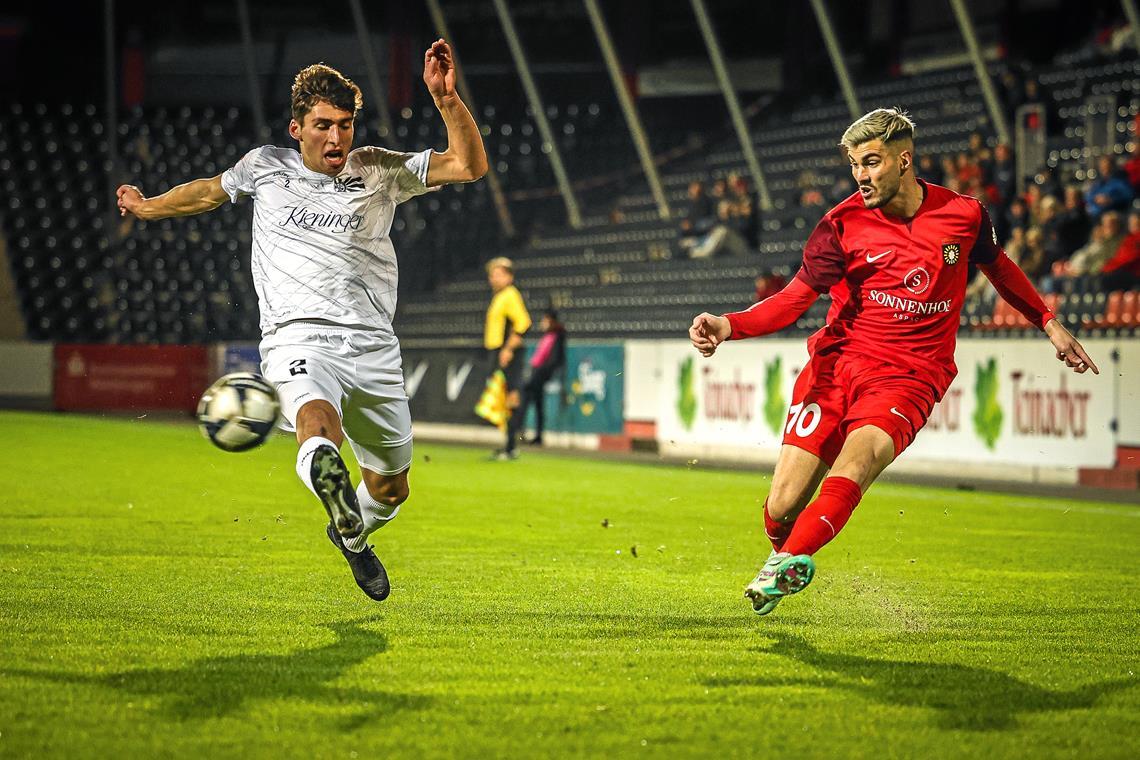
[484, 257, 532, 460]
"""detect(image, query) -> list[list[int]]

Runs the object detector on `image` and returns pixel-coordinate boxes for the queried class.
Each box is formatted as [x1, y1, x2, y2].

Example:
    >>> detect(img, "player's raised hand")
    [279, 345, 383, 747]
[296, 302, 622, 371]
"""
[116, 184, 145, 218]
[689, 313, 731, 357]
[1045, 319, 1099, 374]
[423, 39, 457, 101]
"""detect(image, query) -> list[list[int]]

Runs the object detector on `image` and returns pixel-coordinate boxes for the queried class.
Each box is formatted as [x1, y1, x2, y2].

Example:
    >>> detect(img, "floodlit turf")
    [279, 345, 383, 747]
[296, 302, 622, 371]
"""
[1, 410, 1138, 758]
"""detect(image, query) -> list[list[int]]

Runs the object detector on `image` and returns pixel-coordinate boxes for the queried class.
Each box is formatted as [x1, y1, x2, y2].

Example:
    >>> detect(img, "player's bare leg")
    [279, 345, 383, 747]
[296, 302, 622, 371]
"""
[745, 445, 828, 614]
[295, 399, 363, 538]
[325, 467, 408, 602]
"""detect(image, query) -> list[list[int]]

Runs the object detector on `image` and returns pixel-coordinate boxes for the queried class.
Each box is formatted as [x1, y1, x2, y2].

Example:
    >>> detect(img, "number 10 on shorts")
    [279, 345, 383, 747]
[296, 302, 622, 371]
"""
[785, 402, 822, 437]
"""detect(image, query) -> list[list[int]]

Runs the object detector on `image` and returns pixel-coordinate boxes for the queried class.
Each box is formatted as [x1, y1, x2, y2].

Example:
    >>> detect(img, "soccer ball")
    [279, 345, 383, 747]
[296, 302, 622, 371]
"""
[197, 373, 281, 452]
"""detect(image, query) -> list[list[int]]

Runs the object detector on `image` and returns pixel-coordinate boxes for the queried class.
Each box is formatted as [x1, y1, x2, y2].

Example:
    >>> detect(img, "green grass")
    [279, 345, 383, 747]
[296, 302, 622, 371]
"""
[1, 410, 1138, 758]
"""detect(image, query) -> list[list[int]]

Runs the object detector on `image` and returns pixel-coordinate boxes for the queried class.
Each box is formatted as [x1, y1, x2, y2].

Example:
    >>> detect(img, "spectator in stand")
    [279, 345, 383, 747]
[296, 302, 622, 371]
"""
[691, 174, 751, 258]
[1019, 227, 1049, 279]
[968, 132, 993, 181]
[991, 143, 1016, 206]
[754, 269, 787, 302]
[1053, 185, 1092, 261]
[1100, 210, 1140, 291]
[956, 152, 982, 188]
[940, 155, 959, 191]
[1024, 184, 1046, 223]
[678, 179, 716, 256]
[1060, 210, 1126, 277]
[1124, 142, 1140, 195]
[918, 154, 938, 180]
[728, 173, 759, 247]
[968, 226, 1027, 300]
[1085, 155, 1134, 219]
[1002, 197, 1030, 244]
[1037, 196, 1065, 268]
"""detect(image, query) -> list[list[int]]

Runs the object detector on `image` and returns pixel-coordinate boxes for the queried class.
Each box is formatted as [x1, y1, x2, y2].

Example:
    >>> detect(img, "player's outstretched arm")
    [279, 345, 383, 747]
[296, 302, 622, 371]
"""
[689, 277, 819, 357]
[116, 175, 229, 221]
[978, 250, 1098, 374]
[421, 39, 488, 186]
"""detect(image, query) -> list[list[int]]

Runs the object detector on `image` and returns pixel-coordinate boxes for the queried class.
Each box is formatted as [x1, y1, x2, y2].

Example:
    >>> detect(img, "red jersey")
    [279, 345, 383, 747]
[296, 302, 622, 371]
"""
[796, 180, 1000, 397]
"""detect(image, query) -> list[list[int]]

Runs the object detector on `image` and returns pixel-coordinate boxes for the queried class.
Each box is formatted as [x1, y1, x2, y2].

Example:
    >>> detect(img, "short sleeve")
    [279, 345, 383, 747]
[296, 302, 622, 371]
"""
[506, 288, 532, 335]
[795, 217, 846, 292]
[968, 202, 1002, 266]
[220, 147, 263, 203]
[357, 146, 435, 204]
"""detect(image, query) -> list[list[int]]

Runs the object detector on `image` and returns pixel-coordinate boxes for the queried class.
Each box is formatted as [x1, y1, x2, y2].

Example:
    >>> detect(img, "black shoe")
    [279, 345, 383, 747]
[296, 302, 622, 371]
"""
[489, 448, 519, 461]
[311, 444, 363, 538]
[326, 522, 390, 601]
[524, 437, 543, 446]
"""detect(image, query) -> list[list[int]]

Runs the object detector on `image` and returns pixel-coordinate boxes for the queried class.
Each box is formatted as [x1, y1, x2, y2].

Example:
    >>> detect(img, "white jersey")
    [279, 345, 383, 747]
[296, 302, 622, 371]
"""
[221, 145, 433, 337]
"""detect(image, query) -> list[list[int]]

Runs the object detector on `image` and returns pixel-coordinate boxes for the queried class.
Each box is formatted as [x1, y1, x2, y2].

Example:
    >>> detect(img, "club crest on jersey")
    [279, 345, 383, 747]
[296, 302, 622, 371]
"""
[942, 242, 961, 265]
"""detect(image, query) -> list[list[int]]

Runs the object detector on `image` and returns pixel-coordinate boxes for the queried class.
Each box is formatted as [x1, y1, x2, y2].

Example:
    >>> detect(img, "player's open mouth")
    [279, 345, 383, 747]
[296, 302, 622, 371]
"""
[324, 150, 345, 163]
[859, 186, 874, 198]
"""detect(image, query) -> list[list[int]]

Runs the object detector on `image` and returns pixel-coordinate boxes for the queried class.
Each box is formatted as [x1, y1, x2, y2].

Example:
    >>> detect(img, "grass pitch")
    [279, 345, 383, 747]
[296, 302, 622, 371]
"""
[1, 410, 1138, 758]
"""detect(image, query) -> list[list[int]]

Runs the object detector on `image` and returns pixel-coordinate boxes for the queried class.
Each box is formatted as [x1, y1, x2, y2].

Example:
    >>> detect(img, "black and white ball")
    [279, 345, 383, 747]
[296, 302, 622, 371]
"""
[197, 373, 281, 452]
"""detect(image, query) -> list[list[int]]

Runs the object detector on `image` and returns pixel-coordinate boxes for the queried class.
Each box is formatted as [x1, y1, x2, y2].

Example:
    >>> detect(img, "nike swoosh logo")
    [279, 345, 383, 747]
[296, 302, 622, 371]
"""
[890, 407, 910, 423]
[867, 250, 892, 262]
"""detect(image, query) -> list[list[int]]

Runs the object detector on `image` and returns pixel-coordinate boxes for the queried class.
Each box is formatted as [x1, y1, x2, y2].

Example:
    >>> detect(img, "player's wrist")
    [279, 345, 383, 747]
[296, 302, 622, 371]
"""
[433, 93, 461, 109]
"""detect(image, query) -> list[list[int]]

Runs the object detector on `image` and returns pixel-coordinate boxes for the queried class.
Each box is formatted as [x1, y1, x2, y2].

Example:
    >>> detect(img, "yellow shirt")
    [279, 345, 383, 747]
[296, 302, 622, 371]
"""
[484, 284, 532, 349]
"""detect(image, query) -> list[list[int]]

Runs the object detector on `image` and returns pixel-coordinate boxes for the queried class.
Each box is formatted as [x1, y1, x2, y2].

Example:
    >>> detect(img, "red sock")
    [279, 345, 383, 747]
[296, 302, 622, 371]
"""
[763, 499, 794, 552]
[781, 476, 863, 556]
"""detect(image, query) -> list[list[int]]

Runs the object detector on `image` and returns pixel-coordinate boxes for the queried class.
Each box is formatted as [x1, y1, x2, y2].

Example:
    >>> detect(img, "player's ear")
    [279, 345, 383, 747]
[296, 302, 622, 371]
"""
[288, 118, 302, 142]
[898, 148, 912, 175]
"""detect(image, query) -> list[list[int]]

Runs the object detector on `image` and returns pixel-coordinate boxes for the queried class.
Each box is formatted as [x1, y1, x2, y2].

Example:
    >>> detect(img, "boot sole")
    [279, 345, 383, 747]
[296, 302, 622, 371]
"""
[311, 446, 363, 538]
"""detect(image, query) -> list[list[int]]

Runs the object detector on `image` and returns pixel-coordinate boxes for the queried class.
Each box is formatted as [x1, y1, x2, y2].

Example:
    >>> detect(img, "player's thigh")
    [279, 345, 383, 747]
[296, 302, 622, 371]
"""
[767, 444, 830, 520]
[260, 335, 348, 436]
[781, 354, 847, 467]
[841, 369, 938, 467]
[828, 425, 896, 491]
[340, 362, 415, 480]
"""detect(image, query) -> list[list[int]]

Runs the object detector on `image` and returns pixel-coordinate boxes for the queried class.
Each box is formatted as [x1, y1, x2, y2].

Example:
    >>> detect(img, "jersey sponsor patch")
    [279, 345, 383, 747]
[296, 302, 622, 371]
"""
[942, 241, 961, 265]
[903, 267, 931, 295]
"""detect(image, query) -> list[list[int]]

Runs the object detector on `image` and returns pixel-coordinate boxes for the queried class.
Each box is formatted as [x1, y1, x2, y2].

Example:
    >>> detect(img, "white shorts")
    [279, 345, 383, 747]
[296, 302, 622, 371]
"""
[260, 322, 413, 476]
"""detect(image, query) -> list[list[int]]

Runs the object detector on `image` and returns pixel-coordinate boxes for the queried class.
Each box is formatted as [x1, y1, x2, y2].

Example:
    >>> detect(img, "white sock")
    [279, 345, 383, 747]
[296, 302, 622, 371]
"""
[343, 481, 401, 553]
[296, 436, 339, 497]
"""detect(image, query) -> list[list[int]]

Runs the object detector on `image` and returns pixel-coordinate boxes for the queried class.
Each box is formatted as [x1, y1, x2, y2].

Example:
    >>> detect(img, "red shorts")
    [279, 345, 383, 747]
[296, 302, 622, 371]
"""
[782, 351, 939, 466]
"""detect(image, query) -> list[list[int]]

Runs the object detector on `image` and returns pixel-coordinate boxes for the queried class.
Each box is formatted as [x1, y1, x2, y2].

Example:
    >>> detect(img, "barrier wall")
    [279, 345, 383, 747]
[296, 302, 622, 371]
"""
[626, 337, 1135, 483]
[0, 341, 52, 408]
[53, 344, 209, 413]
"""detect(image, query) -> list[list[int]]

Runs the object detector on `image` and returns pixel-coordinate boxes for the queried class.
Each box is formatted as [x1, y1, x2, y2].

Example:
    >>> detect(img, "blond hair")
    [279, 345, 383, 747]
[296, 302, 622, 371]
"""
[485, 256, 514, 274]
[840, 107, 916, 151]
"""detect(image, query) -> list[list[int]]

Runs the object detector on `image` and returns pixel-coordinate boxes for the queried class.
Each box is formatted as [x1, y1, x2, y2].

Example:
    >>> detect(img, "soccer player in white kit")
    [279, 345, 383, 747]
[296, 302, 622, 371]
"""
[115, 40, 487, 601]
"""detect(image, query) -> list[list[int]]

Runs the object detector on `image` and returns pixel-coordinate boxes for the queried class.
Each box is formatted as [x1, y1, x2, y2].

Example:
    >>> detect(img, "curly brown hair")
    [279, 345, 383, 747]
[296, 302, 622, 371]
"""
[290, 64, 363, 125]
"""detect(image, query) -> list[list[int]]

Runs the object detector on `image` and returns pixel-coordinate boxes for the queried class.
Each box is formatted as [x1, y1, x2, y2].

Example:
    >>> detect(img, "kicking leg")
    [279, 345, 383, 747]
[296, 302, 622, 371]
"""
[781, 424, 894, 557]
[745, 445, 828, 615]
[295, 399, 363, 538]
[325, 468, 408, 602]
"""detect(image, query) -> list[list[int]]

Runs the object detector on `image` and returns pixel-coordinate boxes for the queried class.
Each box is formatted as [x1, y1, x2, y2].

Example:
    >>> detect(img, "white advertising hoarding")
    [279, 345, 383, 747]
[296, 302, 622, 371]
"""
[648, 337, 1120, 470]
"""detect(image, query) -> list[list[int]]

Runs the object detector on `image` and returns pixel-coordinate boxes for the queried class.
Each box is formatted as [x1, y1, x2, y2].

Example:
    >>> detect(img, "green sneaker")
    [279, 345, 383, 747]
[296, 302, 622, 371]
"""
[744, 550, 789, 616]
[744, 552, 817, 616]
[775, 554, 815, 595]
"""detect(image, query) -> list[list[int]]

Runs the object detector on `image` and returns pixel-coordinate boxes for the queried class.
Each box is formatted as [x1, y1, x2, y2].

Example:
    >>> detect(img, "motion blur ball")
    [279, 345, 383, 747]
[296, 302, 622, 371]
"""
[197, 373, 281, 452]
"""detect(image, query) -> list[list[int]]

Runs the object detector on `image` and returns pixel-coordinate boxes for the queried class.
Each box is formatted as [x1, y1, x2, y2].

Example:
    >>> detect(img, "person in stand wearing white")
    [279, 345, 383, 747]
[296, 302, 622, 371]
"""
[116, 41, 487, 601]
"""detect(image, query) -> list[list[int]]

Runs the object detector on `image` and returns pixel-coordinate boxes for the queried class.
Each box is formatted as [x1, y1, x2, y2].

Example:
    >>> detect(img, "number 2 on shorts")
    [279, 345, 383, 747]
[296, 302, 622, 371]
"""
[785, 402, 822, 437]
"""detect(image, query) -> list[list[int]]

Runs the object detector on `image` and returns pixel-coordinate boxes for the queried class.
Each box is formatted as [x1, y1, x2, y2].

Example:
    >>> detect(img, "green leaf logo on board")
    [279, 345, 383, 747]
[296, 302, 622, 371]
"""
[678, 357, 697, 431]
[972, 357, 1003, 449]
[763, 356, 785, 435]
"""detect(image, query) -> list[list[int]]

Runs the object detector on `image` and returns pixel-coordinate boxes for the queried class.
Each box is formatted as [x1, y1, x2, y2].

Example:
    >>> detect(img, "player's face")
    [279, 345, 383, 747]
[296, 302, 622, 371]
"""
[289, 101, 355, 176]
[487, 266, 512, 292]
[848, 139, 907, 210]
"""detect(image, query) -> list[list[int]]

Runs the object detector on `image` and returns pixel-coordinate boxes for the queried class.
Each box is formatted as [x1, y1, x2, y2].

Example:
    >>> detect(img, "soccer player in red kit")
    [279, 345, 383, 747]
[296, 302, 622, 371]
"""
[689, 108, 1099, 616]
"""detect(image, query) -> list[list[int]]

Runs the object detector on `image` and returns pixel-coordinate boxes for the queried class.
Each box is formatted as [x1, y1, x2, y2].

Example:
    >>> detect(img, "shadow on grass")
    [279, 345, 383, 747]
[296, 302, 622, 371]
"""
[9, 619, 429, 726]
[705, 630, 1134, 731]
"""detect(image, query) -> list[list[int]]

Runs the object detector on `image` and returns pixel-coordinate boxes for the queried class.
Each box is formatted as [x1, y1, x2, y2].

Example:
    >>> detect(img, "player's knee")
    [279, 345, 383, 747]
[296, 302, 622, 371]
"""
[367, 479, 409, 508]
[766, 484, 811, 521]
